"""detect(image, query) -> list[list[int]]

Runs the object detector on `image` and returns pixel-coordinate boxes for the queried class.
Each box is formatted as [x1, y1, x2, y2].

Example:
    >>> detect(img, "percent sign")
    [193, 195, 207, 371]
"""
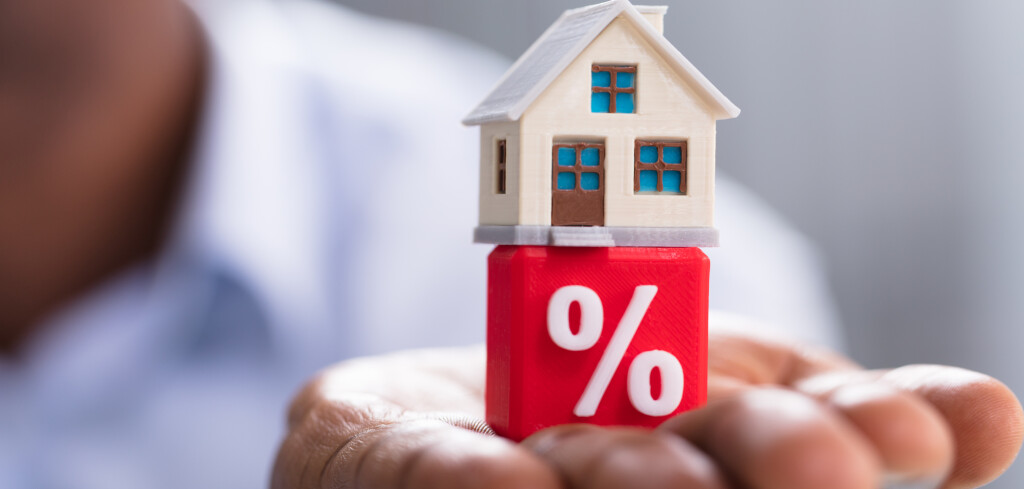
[547, 285, 685, 418]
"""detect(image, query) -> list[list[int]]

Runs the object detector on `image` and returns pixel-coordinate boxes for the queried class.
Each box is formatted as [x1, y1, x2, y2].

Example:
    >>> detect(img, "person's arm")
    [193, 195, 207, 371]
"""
[271, 328, 1023, 489]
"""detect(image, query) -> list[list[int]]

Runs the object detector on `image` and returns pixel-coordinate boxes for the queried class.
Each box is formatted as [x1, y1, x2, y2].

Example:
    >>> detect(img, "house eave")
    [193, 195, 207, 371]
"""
[462, 113, 517, 126]
[462, 0, 740, 126]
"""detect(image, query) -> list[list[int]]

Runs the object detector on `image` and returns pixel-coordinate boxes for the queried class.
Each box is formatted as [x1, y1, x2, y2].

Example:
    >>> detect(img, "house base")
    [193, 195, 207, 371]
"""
[474, 225, 719, 248]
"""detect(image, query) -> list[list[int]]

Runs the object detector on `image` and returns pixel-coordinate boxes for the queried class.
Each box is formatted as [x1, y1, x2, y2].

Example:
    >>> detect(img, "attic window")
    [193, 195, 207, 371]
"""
[592, 64, 636, 114]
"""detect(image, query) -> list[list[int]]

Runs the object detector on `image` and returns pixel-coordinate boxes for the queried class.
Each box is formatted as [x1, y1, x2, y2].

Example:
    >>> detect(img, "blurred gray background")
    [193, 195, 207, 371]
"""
[334, 0, 1023, 485]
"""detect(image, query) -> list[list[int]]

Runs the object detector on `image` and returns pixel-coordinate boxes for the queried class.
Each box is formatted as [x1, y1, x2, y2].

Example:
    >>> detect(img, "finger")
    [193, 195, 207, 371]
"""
[273, 394, 558, 489]
[327, 418, 561, 489]
[273, 394, 405, 489]
[706, 330, 1024, 487]
[796, 365, 1024, 489]
[825, 382, 954, 485]
[881, 365, 1024, 489]
[706, 331, 860, 398]
[523, 424, 728, 489]
[662, 387, 881, 489]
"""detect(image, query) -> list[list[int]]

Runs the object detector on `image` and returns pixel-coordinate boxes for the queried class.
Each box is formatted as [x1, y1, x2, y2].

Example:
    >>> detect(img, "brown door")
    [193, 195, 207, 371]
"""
[552, 142, 605, 226]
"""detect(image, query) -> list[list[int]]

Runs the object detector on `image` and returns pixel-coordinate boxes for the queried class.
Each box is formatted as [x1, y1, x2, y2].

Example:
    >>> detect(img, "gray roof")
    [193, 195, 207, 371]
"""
[463, 0, 740, 125]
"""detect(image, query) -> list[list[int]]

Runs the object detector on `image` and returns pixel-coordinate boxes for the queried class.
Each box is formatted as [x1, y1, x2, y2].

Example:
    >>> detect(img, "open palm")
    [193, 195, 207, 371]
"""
[272, 329, 1023, 489]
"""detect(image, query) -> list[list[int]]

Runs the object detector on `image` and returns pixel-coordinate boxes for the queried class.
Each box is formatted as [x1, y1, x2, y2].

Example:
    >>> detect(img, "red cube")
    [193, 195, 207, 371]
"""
[486, 245, 709, 441]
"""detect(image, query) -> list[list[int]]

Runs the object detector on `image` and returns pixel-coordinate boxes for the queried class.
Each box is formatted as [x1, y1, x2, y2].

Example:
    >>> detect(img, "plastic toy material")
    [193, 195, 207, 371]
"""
[486, 245, 709, 441]
[474, 225, 719, 247]
[464, 0, 739, 238]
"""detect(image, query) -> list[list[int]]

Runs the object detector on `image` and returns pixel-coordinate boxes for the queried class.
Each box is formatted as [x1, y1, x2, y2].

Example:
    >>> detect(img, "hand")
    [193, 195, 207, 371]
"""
[271, 330, 1023, 489]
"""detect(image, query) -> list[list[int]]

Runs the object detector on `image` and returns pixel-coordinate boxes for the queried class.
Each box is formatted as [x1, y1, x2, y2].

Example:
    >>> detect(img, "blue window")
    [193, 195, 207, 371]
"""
[553, 142, 604, 193]
[663, 146, 682, 164]
[638, 170, 658, 192]
[557, 147, 577, 166]
[639, 145, 658, 164]
[662, 171, 682, 193]
[633, 140, 687, 194]
[591, 92, 610, 113]
[557, 172, 576, 190]
[615, 93, 634, 113]
[591, 64, 636, 114]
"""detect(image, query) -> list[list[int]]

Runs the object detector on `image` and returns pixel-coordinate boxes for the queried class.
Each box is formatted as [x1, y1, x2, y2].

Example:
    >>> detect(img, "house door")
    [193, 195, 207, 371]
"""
[552, 142, 605, 226]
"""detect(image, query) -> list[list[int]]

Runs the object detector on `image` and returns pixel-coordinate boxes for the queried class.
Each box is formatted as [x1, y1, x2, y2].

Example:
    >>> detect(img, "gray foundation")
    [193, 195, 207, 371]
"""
[474, 226, 719, 248]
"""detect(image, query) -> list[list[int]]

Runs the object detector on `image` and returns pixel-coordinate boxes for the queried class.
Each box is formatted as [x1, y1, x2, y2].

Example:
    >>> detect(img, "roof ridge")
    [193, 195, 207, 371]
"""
[563, 0, 622, 17]
[462, 0, 738, 126]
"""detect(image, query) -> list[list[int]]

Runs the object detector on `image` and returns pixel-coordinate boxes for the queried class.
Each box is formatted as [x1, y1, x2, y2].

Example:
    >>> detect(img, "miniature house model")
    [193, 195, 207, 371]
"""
[465, 0, 739, 247]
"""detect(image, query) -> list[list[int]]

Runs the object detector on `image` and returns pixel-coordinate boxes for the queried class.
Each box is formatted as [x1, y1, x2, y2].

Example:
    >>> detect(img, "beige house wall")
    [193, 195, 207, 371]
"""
[514, 15, 718, 228]
[478, 122, 520, 225]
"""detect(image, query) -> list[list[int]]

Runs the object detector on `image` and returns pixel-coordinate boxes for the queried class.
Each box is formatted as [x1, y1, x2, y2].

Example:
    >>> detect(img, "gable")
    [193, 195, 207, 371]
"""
[463, 0, 738, 126]
[524, 15, 716, 125]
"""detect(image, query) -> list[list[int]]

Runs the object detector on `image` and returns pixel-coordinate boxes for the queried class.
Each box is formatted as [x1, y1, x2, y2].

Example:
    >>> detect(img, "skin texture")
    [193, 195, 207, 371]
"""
[0, 0, 203, 352]
[272, 332, 1024, 489]
[1, 2, 1020, 487]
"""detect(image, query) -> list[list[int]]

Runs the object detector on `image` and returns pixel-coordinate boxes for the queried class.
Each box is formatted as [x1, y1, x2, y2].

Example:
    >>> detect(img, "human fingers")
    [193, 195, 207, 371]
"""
[795, 369, 955, 484]
[708, 331, 1020, 487]
[706, 331, 953, 482]
[523, 424, 728, 489]
[824, 382, 953, 485]
[272, 395, 562, 489]
[705, 330, 860, 399]
[800, 365, 1024, 489]
[661, 388, 880, 489]
[883, 365, 1024, 489]
[342, 419, 561, 489]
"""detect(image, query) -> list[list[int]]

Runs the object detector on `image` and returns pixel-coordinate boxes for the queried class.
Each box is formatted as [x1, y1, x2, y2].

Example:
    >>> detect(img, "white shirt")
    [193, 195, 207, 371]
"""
[0, 1, 840, 488]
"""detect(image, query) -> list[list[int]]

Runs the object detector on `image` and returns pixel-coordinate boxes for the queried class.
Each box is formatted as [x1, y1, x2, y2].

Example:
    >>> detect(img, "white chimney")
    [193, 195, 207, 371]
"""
[636, 5, 668, 35]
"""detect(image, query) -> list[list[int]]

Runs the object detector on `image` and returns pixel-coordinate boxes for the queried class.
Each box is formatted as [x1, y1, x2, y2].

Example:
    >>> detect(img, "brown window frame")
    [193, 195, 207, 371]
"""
[592, 64, 637, 113]
[496, 139, 507, 194]
[552, 142, 604, 193]
[634, 140, 688, 194]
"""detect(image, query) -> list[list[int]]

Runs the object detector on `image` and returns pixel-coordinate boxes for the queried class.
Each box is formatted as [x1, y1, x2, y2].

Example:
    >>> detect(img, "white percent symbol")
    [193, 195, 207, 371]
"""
[548, 285, 684, 418]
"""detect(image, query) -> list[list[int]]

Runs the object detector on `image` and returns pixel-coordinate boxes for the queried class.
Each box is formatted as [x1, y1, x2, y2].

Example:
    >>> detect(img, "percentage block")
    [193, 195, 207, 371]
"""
[487, 245, 709, 441]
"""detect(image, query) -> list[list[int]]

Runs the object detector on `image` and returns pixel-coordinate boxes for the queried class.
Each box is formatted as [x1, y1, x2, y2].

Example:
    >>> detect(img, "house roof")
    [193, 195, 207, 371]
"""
[463, 0, 740, 126]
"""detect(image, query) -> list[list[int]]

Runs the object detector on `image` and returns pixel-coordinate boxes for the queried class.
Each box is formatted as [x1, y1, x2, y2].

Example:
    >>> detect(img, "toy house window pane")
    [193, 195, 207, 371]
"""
[581, 148, 600, 166]
[638, 171, 658, 191]
[634, 140, 687, 195]
[615, 93, 634, 113]
[662, 171, 682, 193]
[558, 148, 577, 166]
[557, 172, 576, 190]
[616, 72, 635, 88]
[639, 146, 658, 163]
[591, 64, 636, 114]
[663, 146, 682, 164]
[580, 172, 600, 190]
[591, 92, 610, 113]
[497, 139, 507, 194]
